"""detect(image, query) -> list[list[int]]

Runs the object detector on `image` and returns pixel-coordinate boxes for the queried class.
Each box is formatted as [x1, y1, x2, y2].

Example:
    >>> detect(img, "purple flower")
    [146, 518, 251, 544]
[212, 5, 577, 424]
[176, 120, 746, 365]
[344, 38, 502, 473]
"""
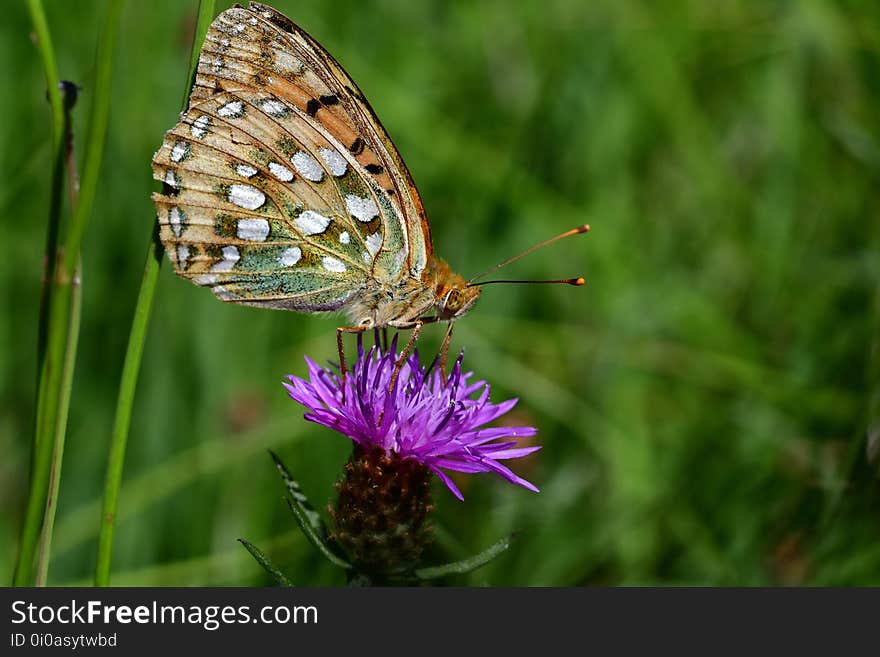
[282, 337, 540, 500]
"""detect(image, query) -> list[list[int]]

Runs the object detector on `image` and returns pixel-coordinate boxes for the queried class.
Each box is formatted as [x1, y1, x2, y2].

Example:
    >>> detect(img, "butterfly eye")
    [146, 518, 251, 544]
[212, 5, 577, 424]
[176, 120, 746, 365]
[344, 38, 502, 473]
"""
[442, 289, 465, 315]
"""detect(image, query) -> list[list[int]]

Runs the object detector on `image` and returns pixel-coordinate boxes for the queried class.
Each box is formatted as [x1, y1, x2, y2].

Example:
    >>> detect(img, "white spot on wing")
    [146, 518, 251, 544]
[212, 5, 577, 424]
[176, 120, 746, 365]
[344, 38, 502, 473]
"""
[278, 247, 302, 267]
[339, 231, 350, 245]
[260, 99, 286, 117]
[190, 114, 209, 138]
[235, 163, 257, 178]
[365, 232, 382, 255]
[165, 170, 178, 188]
[291, 151, 324, 182]
[319, 147, 347, 177]
[169, 207, 184, 238]
[228, 184, 265, 210]
[237, 218, 270, 242]
[217, 100, 243, 117]
[322, 256, 347, 273]
[211, 245, 240, 273]
[268, 161, 294, 181]
[295, 210, 331, 235]
[170, 141, 187, 162]
[176, 244, 190, 269]
[194, 273, 218, 286]
[275, 50, 304, 74]
[345, 194, 379, 222]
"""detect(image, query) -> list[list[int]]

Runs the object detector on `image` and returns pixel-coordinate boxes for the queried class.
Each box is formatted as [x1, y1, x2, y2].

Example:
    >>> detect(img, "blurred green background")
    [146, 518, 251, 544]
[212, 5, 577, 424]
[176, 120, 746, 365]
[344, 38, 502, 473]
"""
[2, 0, 879, 585]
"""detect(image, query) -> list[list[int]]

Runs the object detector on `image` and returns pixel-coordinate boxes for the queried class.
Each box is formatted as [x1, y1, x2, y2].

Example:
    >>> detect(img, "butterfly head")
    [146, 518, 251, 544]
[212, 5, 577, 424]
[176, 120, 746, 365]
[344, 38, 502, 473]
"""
[438, 284, 481, 320]
[424, 257, 481, 321]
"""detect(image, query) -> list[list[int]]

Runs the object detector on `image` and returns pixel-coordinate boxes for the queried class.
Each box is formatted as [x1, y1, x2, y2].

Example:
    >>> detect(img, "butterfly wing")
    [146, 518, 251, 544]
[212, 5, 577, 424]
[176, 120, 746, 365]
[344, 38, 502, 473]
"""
[151, 2, 433, 312]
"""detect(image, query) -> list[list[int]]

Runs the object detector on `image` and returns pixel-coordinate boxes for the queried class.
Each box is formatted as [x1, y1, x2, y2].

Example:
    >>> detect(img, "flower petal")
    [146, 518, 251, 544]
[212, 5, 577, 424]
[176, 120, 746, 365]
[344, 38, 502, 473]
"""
[284, 338, 540, 498]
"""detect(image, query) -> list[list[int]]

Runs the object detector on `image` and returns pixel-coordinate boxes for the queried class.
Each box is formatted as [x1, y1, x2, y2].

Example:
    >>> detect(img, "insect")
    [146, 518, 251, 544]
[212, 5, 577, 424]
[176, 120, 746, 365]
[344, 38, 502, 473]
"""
[152, 2, 587, 381]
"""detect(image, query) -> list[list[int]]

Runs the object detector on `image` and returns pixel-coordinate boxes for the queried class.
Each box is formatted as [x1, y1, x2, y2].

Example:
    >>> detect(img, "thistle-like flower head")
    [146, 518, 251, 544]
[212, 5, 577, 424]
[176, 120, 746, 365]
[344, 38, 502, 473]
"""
[283, 337, 540, 500]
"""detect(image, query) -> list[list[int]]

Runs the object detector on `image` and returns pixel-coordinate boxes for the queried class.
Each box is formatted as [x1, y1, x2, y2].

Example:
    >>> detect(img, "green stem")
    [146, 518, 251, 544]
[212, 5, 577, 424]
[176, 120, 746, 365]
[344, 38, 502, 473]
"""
[14, 0, 69, 587]
[34, 104, 85, 587]
[16, 0, 126, 587]
[60, 0, 125, 276]
[35, 259, 82, 586]
[28, 0, 64, 374]
[94, 234, 162, 586]
[17, 280, 71, 586]
[24, 0, 64, 146]
[94, 0, 215, 587]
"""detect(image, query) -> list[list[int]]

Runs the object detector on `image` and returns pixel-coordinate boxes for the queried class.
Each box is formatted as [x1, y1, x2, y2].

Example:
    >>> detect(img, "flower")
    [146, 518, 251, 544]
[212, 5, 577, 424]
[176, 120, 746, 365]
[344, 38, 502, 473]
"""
[282, 337, 541, 500]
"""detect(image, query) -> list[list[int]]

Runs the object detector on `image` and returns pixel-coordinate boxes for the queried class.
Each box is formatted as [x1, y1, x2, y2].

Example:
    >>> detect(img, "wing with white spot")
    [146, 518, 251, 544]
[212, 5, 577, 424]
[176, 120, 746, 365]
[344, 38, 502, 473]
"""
[153, 87, 379, 311]
[151, 2, 433, 312]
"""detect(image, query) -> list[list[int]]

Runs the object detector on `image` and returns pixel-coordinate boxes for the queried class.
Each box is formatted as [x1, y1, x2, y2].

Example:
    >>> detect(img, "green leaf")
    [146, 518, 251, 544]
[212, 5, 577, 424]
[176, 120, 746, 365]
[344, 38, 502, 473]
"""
[269, 450, 327, 540]
[237, 538, 292, 586]
[268, 451, 350, 569]
[284, 497, 352, 571]
[415, 534, 514, 580]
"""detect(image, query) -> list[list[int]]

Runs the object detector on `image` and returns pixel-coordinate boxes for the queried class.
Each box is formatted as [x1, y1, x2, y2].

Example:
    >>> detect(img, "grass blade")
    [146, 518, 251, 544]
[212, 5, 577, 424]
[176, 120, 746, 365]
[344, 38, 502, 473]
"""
[59, 0, 125, 274]
[94, 235, 162, 586]
[14, 0, 70, 587]
[34, 260, 82, 586]
[94, 0, 216, 586]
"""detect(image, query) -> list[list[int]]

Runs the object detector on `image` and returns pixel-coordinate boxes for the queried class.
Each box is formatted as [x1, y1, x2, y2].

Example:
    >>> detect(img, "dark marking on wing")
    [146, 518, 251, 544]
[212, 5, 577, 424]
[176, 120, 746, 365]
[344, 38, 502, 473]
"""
[257, 4, 295, 33]
[343, 84, 366, 102]
[214, 213, 237, 237]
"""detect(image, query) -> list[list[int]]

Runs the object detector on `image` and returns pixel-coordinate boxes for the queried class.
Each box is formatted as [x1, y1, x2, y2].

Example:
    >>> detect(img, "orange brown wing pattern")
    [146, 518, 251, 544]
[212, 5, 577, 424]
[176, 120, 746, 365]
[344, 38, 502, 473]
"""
[153, 1, 432, 306]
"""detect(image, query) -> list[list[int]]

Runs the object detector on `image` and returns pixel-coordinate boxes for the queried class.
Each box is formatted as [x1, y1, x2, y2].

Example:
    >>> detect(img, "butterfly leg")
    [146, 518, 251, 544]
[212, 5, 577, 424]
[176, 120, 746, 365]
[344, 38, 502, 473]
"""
[337, 325, 370, 397]
[438, 321, 455, 384]
[388, 321, 424, 392]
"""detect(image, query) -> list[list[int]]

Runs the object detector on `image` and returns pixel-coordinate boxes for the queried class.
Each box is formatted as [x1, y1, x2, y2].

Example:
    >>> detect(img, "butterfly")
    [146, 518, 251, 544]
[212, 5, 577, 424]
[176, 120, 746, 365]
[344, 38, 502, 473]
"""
[152, 2, 586, 377]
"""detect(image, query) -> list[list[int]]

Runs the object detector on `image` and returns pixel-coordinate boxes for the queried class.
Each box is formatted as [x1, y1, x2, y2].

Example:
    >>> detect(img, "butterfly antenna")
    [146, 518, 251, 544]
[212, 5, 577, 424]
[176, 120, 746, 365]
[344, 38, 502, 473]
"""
[470, 277, 585, 287]
[466, 224, 590, 286]
[467, 224, 590, 284]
